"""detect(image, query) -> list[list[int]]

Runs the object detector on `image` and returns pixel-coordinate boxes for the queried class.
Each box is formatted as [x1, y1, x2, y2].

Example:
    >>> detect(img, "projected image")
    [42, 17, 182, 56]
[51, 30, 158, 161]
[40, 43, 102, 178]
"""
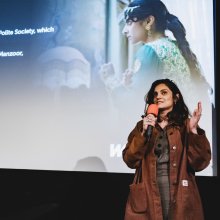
[0, 0, 216, 176]
[100, 0, 216, 176]
[101, 0, 215, 176]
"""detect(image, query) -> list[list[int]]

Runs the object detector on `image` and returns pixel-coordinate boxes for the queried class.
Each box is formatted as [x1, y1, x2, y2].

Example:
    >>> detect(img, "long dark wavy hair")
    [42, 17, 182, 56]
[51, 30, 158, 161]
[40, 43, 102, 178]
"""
[146, 79, 190, 125]
[124, 0, 204, 81]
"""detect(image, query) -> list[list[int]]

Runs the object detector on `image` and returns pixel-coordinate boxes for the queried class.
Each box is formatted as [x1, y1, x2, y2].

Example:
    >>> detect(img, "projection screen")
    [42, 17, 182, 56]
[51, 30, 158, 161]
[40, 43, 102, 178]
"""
[0, 0, 216, 176]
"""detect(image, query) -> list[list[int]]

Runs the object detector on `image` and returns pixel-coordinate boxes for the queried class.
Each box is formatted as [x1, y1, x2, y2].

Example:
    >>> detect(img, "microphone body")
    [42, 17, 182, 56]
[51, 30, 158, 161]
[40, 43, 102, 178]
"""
[144, 104, 158, 139]
[145, 124, 154, 139]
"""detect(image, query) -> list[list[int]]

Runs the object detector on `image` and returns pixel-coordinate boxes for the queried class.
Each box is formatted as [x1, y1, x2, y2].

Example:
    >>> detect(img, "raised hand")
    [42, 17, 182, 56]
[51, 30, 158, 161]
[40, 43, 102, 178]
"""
[99, 62, 115, 82]
[189, 101, 202, 134]
[121, 69, 134, 87]
[99, 62, 121, 91]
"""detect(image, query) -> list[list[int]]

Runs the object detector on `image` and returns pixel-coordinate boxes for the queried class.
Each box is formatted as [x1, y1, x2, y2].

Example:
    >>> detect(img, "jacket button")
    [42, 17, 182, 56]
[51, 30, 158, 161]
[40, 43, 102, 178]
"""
[173, 163, 177, 167]
[173, 180, 177, 185]
[172, 145, 176, 150]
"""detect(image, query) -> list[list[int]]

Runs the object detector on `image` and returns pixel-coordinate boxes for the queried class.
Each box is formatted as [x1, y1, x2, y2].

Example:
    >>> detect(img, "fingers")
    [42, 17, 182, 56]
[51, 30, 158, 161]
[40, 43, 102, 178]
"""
[143, 114, 156, 130]
[197, 101, 202, 115]
[193, 101, 202, 118]
[99, 63, 115, 76]
[123, 69, 133, 77]
[122, 69, 133, 86]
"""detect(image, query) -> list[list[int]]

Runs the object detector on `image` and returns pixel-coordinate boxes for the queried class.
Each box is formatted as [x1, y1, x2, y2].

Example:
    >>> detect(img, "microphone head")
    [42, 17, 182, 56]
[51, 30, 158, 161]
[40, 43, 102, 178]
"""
[147, 104, 159, 116]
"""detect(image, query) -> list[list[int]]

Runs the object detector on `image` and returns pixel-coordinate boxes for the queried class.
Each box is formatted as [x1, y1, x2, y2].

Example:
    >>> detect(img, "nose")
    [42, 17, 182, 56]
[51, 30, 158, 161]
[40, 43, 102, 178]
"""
[122, 24, 128, 36]
[154, 94, 161, 102]
[156, 94, 161, 98]
[156, 95, 162, 101]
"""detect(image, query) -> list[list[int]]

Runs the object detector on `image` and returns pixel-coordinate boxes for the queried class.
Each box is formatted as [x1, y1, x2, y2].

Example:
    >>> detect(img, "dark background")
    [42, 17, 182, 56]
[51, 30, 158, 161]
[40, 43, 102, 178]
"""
[0, 1, 219, 220]
[0, 170, 219, 220]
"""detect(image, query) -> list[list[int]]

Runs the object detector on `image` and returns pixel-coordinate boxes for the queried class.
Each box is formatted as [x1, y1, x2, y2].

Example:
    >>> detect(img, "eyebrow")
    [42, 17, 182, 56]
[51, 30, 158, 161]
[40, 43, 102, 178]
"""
[154, 89, 168, 93]
[160, 89, 168, 92]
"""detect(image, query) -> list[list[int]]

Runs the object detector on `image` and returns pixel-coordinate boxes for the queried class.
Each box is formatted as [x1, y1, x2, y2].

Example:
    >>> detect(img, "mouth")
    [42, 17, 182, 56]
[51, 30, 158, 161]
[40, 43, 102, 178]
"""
[156, 101, 163, 104]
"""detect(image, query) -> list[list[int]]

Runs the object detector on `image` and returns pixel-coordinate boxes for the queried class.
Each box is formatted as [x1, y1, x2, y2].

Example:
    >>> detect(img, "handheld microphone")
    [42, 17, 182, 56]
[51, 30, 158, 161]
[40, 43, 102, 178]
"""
[144, 104, 159, 139]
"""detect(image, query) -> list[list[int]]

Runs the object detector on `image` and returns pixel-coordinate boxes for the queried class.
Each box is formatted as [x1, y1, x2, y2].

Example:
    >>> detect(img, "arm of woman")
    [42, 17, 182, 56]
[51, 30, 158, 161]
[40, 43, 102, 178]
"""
[187, 128, 211, 172]
[122, 120, 151, 169]
[187, 102, 211, 171]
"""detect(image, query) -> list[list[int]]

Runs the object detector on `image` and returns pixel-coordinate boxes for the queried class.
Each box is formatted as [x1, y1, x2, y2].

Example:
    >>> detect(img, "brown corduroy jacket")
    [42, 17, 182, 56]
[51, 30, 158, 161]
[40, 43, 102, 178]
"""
[123, 119, 211, 220]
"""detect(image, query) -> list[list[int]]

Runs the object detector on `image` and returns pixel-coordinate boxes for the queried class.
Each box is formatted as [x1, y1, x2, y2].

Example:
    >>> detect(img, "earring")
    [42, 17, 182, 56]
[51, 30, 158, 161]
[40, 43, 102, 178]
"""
[145, 26, 150, 31]
[147, 29, 152, 38]
[145, 26, 151, 38]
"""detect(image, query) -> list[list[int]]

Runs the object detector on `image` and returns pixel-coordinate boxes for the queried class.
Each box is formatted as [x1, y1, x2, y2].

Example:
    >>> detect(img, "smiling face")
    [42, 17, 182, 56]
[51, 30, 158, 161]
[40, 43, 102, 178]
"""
[122, 20, 147, 44]
[153, 83, 177, 113]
